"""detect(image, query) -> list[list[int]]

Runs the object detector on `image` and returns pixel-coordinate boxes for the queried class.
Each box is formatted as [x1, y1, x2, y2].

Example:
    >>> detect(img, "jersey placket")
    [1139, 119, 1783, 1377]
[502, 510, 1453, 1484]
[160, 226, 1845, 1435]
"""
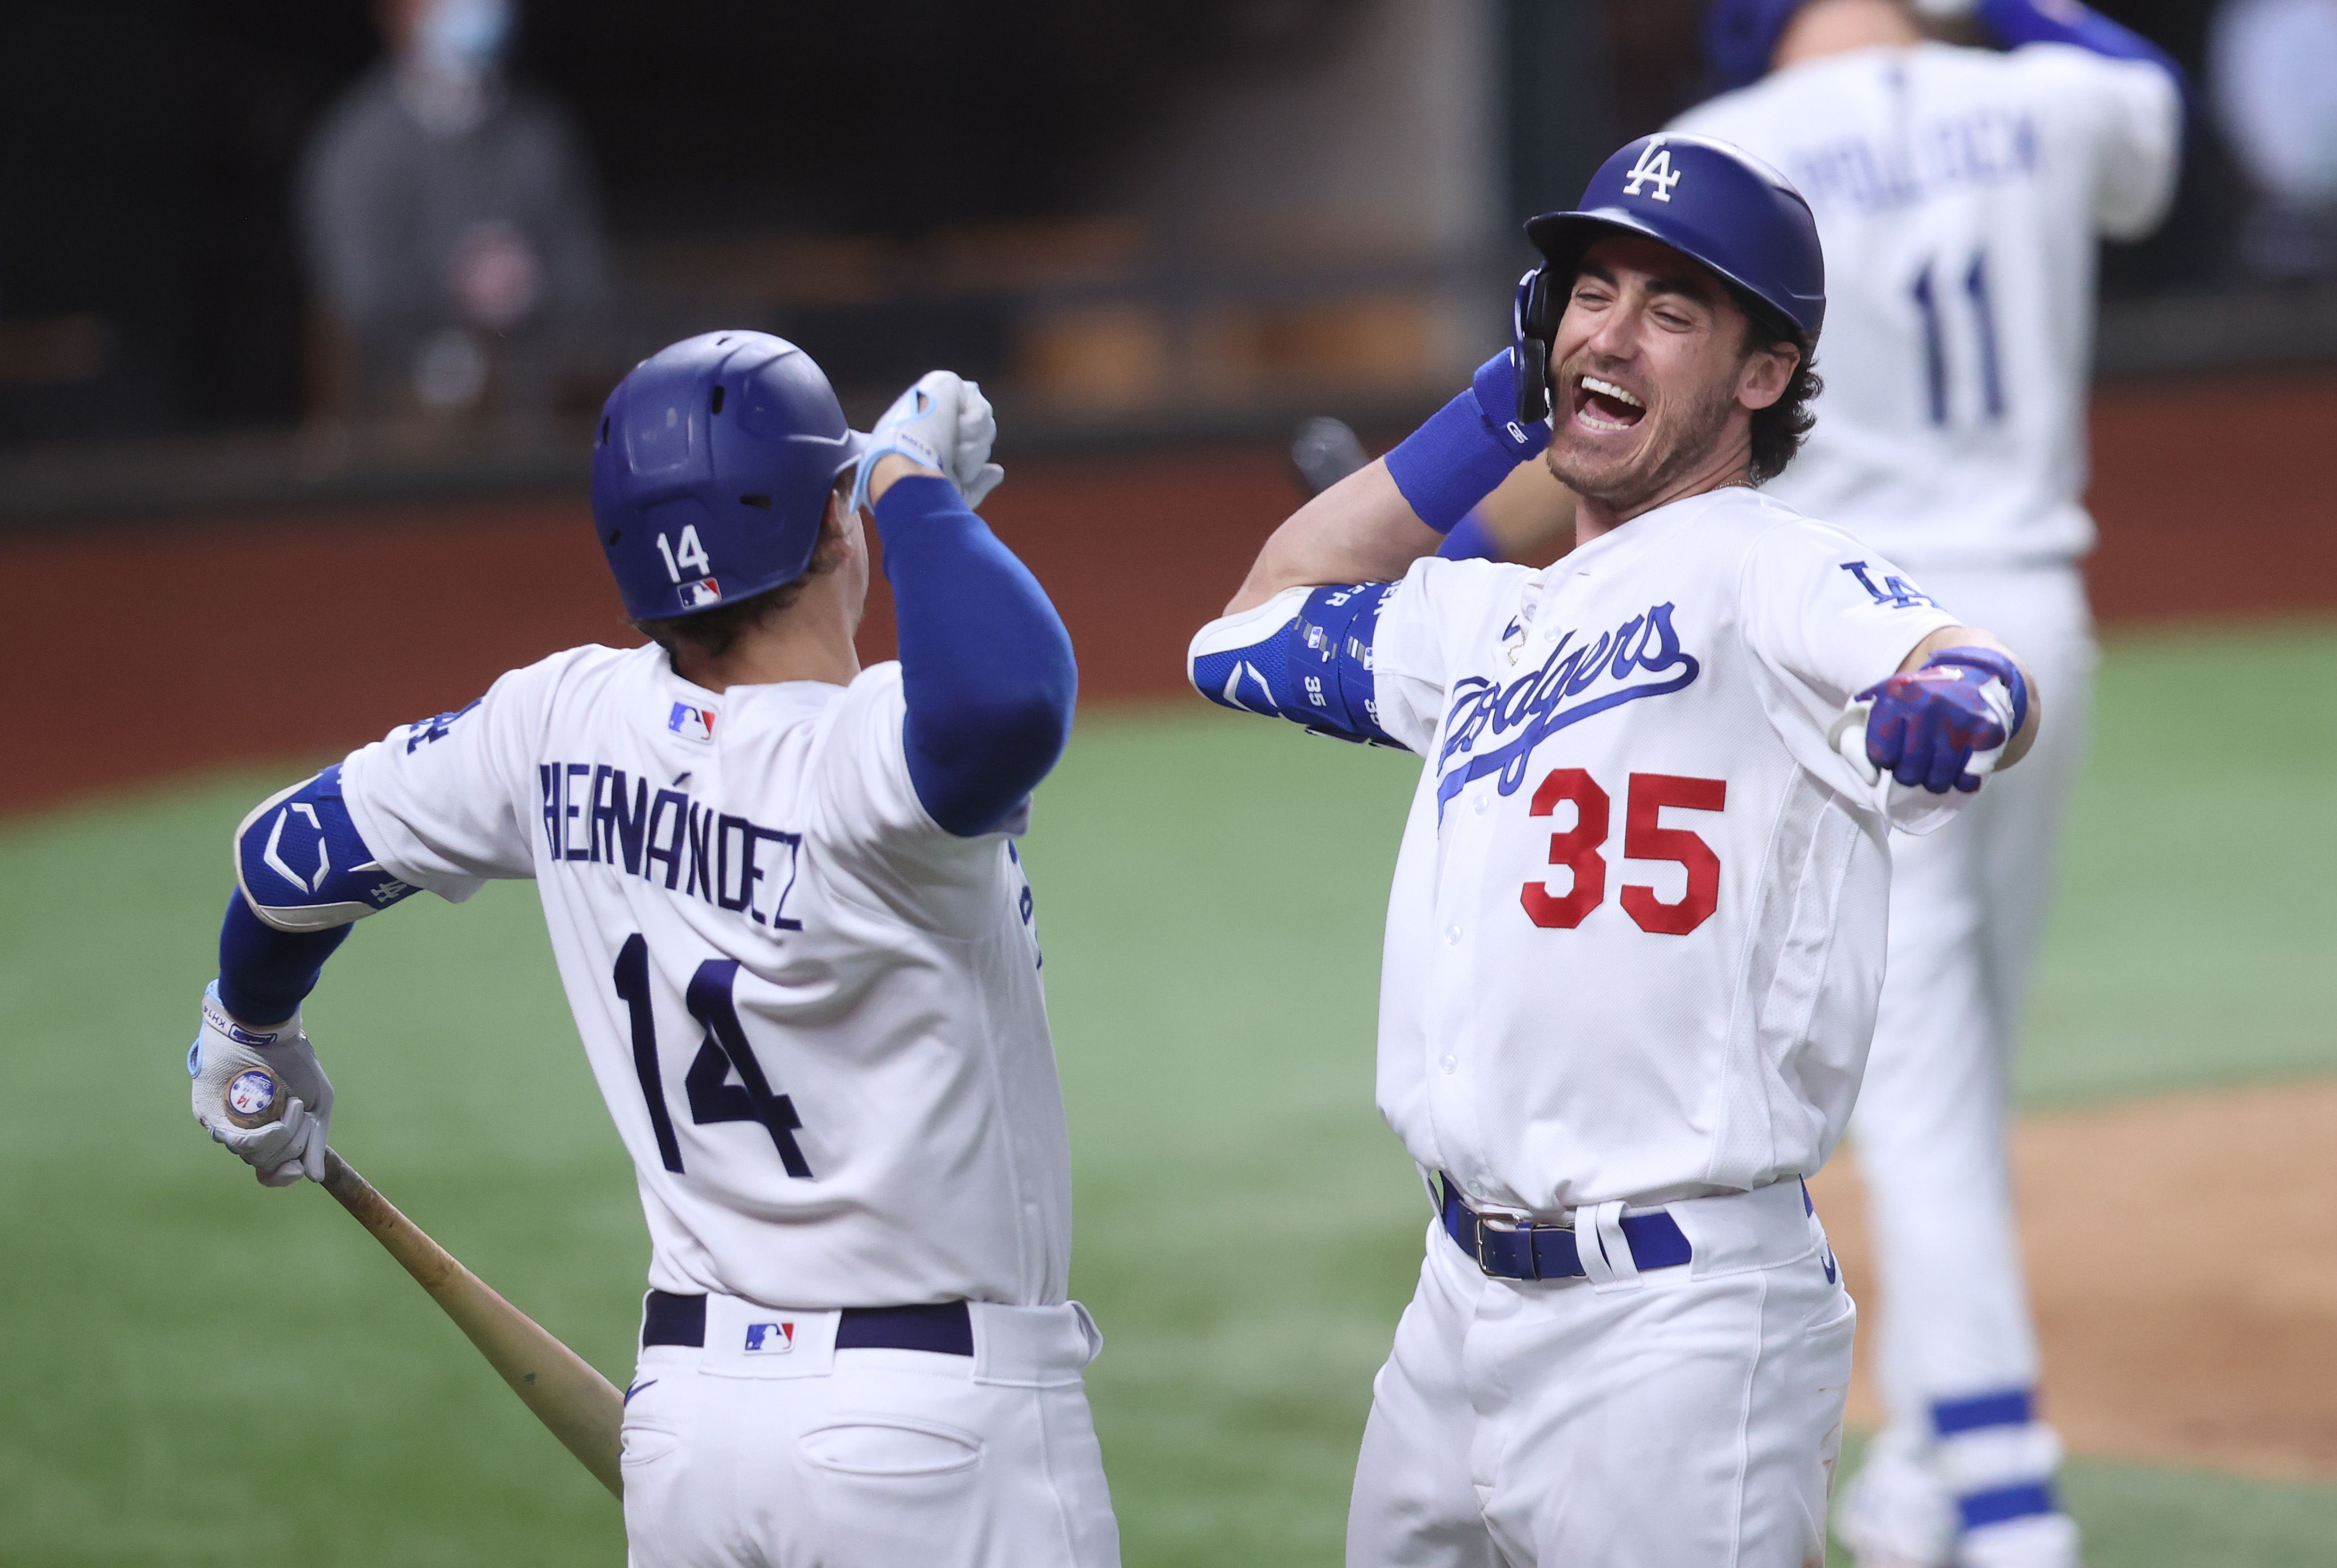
[1420, 609, 1535, 1201]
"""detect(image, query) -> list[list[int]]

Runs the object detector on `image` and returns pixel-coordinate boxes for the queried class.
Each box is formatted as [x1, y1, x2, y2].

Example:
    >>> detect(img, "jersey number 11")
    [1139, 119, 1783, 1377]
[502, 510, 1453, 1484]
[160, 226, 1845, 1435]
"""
[1911, 249, 2006, 428]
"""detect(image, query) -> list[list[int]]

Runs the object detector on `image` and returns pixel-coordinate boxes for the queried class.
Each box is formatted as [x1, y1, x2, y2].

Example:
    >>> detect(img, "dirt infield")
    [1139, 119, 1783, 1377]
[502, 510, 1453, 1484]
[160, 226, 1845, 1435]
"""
[3, 370, 2333, 817]
[1814, 1080, 2337, 1481]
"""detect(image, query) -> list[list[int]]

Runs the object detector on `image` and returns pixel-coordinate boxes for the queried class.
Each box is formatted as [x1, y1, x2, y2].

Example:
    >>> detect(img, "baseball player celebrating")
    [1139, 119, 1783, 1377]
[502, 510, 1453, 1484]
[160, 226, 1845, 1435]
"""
[1190, 137, 2042, 1567]
[1678, 6, 2184, 1563]
[183, 333, 1119, 1567]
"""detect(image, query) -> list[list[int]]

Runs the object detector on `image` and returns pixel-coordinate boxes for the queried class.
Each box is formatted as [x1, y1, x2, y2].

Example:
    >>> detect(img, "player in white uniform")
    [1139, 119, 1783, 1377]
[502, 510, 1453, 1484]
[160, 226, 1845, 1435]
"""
[1678, 6, 2184, 1563]
[183, 333, 1119, 1568]
[1189, 135, 2042, 1568]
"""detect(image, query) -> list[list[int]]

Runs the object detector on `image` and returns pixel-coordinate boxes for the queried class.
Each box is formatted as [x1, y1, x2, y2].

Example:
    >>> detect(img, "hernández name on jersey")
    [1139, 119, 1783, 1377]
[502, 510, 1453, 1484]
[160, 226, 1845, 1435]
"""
[537, 758, 803, 931]
[1434, 602, 1701, 819]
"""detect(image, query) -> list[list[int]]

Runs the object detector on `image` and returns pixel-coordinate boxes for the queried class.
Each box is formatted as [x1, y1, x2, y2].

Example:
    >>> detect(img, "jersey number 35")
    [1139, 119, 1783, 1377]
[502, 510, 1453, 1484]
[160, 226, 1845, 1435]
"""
[1521, 770, 1725, 936]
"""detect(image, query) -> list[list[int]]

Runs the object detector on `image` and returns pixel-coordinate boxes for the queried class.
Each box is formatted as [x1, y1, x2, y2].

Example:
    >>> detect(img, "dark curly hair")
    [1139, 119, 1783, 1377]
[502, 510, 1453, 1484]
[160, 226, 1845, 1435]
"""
[1731, 288, 1822, 486]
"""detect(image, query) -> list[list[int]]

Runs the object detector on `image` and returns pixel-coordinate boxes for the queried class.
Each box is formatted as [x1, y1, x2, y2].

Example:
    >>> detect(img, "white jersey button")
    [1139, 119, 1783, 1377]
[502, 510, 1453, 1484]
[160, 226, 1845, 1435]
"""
[1444, 923, 1463, 945]
[1440, 1053, 1458, 1075]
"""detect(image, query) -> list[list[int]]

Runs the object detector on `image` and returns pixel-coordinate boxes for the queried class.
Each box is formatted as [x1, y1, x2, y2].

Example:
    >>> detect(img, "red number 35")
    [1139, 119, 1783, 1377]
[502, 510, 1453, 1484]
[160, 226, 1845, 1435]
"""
[1519, 771, 1726, 935]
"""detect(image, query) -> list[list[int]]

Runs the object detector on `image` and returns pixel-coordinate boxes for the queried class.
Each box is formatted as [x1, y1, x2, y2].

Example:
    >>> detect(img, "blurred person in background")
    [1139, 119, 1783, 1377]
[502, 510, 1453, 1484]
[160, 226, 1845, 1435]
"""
[299, 0, 611, 425]
[2210, 0, 2337, 280]
[1679, 2, 2184, 1565]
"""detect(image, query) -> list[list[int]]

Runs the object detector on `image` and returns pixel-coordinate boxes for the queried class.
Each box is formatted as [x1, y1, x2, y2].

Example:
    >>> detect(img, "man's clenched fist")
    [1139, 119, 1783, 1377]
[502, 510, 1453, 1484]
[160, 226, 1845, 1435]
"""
[188, 983, 335, 1186]
[853, 370, 1005, 512]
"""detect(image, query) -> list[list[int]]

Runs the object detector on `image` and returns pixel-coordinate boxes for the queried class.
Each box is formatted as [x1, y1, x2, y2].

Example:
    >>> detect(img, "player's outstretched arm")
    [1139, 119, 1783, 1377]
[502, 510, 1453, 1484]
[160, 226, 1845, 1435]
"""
[1847, 629, 2042, 796]
[1227, 350, 1551, 614]
[1897, 627, 2041, 769]
[857, 377, 1076, 837]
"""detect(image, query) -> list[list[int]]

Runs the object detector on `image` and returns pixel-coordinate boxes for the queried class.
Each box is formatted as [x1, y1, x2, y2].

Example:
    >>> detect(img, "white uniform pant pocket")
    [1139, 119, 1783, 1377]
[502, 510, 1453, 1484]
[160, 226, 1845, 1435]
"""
[621, 1325, 1120, 1568]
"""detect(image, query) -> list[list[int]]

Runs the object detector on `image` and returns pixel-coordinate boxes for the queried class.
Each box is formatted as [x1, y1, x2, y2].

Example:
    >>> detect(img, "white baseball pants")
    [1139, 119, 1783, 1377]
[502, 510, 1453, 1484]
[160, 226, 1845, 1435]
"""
[1348, 1179, 1856, 1568]
[619, 1294, 1120, 1568]
[1840, 564, 2094, 1567]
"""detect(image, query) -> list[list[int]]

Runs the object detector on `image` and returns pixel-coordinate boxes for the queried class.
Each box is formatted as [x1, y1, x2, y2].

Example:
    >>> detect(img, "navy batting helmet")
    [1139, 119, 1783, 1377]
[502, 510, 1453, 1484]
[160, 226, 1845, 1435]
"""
[591, 331, 867, 622]
[1703, 0, 1810, 92]
[1509, 134, 1825, 423]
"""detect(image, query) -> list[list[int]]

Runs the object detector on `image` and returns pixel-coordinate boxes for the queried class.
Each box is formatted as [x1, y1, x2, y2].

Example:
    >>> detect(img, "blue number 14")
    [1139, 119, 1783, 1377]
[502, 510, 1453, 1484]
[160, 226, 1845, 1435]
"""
[613, 934, 814, 1179]
[1911, 249, 2005, 428]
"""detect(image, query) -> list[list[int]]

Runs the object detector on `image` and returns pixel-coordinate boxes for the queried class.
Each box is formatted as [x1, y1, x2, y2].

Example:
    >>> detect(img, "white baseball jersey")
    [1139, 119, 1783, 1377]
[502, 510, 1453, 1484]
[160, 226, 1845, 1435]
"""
[1671, 43, 2181, 568]
[1200, 489, 1963, 1213]
[334, 643, 1067, 1310]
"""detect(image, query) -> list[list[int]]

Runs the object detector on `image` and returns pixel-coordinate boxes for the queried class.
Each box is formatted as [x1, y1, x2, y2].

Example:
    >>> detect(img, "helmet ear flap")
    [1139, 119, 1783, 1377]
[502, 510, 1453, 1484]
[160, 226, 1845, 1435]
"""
[1513, 266, 1559, 426]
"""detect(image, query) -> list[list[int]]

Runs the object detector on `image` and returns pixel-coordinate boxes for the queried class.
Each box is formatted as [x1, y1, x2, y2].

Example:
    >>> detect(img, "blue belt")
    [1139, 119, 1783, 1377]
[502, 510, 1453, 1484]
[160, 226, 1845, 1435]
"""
[641, 1290, 975, 1356]
[1440, 1174, 1693, 1280]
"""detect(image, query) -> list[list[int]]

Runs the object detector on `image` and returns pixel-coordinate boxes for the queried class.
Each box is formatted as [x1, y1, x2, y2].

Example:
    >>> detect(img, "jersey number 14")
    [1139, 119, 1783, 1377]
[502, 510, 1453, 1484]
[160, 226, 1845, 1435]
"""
[613, 934, 814, 1179]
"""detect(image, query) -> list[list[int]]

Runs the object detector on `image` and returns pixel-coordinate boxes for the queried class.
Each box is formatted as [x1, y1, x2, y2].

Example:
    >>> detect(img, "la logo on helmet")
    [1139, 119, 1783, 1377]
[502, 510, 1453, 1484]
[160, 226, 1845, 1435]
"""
[1623, 139, 1683, 203]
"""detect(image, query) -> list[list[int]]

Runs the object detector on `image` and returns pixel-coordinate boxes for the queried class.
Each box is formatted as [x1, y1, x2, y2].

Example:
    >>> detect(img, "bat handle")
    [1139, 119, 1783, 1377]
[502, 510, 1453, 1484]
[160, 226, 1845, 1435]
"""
[1828, 700, 1881, 786]
[320, 1148, 459, 1291]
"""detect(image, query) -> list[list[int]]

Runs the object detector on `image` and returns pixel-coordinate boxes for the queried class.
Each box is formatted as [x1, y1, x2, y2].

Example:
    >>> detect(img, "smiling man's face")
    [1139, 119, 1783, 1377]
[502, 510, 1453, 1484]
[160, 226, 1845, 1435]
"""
[1543, 232, 1798, 519]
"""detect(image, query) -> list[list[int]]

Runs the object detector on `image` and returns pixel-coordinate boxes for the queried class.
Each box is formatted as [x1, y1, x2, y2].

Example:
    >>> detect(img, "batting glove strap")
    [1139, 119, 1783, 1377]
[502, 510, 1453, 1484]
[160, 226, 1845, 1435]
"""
[1923, 645, 2028, 734]
[1384, 351, 1552, 533]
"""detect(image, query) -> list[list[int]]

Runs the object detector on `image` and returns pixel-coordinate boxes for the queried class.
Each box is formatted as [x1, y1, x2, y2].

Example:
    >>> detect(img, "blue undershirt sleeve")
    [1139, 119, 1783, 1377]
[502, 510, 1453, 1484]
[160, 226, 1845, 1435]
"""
[1436, 512, 1502, 563]
[1977, 0, 2192, 129]
[873, 475, 1078, 837]
[217, 892, 351, 1027]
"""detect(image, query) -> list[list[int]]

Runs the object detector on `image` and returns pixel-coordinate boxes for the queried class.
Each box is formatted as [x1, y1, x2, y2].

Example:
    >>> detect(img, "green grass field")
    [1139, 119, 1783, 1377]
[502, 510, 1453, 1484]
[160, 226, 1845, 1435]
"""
[3, 621, 2334, 1565]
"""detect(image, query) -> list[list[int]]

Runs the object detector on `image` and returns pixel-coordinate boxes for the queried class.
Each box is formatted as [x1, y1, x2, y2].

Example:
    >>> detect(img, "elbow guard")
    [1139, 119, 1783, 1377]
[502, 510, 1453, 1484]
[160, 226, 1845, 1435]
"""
[1188, 581, 1405, 748]
[233, 764, 420, 931]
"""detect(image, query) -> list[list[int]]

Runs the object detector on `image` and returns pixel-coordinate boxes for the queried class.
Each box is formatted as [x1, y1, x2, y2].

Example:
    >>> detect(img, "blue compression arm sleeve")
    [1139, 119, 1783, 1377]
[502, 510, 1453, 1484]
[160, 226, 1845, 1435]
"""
[1975, 0, 2191, 124]
[874, 475, 1078, 836]
[1436, 512, 1502, 563]
[217, 892, 351, 1027]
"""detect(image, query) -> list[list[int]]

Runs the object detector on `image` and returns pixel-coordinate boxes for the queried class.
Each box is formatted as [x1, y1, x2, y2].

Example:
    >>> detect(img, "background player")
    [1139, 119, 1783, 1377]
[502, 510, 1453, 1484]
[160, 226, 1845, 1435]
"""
[1189, 136, 2040, 1567]
[183, 333, 1119, 1568]
[1678, 6, 2186, 1563]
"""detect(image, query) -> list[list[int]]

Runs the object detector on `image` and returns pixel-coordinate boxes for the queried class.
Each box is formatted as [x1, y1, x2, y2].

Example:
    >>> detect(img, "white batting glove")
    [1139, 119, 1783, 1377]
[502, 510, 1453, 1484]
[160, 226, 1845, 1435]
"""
[852, 370, 1005, 515]
[188, 982, 334, 1187]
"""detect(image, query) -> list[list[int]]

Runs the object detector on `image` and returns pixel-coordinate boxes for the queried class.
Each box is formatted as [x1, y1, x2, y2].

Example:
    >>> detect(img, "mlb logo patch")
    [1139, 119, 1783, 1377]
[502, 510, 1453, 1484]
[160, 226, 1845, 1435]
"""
[742, 1321, 795, 1354]
[681, 577, 723, 609]
[668, 703, 717, 744]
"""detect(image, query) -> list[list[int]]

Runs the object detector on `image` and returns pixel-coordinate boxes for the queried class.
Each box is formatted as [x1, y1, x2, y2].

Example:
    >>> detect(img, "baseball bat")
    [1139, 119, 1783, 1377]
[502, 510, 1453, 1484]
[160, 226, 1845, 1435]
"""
[317, 1147, 626, 1497]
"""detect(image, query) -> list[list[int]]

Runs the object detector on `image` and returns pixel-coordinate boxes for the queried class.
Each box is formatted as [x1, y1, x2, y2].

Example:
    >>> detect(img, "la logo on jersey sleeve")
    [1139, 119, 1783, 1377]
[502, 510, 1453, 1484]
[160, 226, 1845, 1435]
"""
[1839, 561, 1940, 611]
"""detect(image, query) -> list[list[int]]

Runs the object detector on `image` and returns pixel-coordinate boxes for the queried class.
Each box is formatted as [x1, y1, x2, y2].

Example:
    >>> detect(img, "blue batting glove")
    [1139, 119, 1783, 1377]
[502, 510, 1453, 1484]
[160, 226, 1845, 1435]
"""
[1856, 665, 2012, 794]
